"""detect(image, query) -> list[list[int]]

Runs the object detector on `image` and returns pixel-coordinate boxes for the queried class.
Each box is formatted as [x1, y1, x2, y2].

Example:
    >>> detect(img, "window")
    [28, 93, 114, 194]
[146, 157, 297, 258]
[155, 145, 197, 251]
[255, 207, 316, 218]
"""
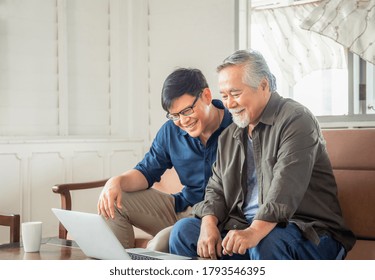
[242, 0, 375, 128]
[293, 68, 348, 116]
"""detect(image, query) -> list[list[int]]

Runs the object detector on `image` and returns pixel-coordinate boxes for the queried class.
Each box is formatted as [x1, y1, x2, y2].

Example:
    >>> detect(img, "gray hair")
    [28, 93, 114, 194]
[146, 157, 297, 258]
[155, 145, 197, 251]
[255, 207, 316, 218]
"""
[217, 49, 277, 93]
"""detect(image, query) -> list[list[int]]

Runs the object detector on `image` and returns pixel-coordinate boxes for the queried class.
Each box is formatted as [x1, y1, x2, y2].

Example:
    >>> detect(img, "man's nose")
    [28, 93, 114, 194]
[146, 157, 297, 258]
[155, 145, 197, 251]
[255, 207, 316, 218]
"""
[225, 95, 237, 109]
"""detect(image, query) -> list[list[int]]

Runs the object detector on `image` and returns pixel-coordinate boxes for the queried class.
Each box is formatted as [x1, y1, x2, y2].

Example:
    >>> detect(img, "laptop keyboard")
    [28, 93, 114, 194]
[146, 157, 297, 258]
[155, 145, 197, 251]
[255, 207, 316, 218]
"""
[127, 252, 159, 260]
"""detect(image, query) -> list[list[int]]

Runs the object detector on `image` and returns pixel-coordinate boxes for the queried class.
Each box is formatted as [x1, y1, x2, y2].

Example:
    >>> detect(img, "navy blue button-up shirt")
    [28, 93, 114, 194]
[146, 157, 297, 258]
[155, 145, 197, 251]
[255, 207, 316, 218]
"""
[134, 99, 232, 212]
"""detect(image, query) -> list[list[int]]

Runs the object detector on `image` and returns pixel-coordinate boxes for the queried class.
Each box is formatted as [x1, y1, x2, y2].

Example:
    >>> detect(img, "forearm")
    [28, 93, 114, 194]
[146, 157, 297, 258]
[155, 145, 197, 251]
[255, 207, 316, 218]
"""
[245, 219, 277, 242]
[113, 169, 148, 192]
[202, 215, 219, 227]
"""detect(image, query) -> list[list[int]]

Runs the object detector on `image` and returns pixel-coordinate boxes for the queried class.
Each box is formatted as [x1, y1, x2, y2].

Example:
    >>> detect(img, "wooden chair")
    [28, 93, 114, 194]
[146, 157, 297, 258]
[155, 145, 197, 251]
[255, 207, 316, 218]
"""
[0, 213, 21, 243]
[52, 169, 183, 247]
[52, 179, 108, 239]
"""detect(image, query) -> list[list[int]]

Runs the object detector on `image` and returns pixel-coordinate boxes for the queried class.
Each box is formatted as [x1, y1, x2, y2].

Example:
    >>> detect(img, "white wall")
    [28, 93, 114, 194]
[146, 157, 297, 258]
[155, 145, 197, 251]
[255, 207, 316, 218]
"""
[0, 139, 143, 243]
[0, 0, 237, 243]
[148, 0, 237, 139]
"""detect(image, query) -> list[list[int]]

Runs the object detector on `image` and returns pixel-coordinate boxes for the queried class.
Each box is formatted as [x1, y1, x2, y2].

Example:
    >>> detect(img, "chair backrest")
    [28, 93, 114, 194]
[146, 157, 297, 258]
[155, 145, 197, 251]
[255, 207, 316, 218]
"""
[0, 214, 20, 243]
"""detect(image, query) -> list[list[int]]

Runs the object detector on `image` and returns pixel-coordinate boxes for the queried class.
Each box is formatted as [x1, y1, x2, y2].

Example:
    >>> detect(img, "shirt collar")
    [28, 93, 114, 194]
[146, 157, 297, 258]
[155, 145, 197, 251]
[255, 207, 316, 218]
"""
[258, 92, 282, 126]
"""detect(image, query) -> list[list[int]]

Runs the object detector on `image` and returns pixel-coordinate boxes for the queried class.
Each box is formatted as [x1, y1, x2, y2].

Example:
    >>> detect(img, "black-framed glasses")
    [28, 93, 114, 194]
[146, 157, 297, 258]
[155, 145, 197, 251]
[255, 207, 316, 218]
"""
[166, 93, 201, 121]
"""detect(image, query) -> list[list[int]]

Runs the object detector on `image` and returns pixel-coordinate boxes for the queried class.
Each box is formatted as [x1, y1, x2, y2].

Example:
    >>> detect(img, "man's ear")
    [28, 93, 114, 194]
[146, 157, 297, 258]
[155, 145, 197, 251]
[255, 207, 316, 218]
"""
[260, 79, 269, 91]
[202, 88, 213, 104]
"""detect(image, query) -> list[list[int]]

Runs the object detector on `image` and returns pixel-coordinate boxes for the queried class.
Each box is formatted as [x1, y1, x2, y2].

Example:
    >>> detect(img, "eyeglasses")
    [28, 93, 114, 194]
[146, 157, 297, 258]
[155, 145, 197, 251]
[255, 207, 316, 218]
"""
[166, 93, 201, 121]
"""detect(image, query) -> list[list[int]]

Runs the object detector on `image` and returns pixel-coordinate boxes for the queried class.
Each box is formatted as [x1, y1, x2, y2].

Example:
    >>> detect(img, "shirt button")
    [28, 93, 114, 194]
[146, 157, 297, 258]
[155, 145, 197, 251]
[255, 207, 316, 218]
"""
[233, 225, 237, 229]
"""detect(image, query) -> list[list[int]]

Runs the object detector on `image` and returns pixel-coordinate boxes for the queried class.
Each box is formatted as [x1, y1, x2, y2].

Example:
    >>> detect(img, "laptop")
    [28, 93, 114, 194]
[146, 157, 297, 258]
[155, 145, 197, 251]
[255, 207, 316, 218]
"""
[51, 208, 191, 260]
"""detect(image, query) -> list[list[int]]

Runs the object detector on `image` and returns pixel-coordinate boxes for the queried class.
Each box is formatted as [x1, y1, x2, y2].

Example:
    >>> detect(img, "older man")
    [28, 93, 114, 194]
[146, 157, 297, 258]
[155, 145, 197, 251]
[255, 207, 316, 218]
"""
[169, 50, 356, 260]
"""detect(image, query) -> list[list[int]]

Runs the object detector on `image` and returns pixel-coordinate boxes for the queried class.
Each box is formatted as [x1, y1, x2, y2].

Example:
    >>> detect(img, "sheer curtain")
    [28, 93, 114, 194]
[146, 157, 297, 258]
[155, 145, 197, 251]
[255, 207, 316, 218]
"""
[251, 1, 346, 87]
[301, 0, 375, 65]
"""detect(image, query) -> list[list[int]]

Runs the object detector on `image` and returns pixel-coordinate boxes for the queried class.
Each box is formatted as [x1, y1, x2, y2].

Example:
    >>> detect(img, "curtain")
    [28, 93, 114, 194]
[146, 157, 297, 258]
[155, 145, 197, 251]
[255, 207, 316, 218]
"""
[251, 2, 346, 87]
[300, 0, 375, 65]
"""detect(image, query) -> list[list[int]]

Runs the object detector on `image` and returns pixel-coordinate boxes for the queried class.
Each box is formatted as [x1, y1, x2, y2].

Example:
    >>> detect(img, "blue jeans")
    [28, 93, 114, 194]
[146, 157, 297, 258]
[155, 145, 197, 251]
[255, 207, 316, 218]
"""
[169, 217, 345, 260]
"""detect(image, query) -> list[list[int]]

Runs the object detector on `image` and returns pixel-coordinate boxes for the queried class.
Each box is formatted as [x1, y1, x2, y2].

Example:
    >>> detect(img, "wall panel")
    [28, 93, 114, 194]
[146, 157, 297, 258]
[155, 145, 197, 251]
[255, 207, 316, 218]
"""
[29, 153, 65, 237]
[0, 139, 143, 243]
[0, 154, 22, 213]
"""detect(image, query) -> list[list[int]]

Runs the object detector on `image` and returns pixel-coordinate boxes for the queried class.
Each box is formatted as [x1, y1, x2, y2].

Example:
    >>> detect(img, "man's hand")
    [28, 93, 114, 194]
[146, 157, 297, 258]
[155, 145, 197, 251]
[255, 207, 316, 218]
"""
[197, 216, 222, 259]
[222, 220, 277, 256]
[222, 229, 257, 255]
[97, 170, 148, 219]
[97, 177, 123, 219]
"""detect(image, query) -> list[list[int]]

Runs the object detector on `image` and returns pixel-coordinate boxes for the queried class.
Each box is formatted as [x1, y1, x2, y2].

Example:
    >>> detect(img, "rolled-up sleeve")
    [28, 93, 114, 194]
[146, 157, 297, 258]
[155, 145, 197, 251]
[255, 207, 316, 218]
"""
[134, 124, 172, 187]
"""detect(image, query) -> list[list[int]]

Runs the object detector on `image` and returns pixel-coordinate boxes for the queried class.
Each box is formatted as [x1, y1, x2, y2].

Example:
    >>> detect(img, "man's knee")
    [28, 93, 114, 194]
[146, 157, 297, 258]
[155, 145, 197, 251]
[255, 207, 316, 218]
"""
[169, 218, 201, 256]
[171, 218, 194, 239]
[170, 218, 200, 244]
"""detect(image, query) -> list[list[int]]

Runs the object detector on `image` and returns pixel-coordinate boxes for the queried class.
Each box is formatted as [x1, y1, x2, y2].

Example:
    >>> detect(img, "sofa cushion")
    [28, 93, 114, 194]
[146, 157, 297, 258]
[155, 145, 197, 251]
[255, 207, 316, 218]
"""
[322, 129, 375, 260]
[334, 170, 375, 239]
[345, 240, 375, 260]
[323, 129, 375, 170]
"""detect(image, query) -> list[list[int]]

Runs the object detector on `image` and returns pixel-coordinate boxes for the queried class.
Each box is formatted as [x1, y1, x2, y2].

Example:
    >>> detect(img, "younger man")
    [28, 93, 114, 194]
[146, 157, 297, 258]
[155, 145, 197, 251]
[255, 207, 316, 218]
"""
[97, 68, 232, 252]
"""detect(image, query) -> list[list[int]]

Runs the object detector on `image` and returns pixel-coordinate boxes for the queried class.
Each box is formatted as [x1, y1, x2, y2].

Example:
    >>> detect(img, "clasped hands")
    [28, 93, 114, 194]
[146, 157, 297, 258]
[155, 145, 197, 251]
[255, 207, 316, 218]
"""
[197, 218, 259, 259]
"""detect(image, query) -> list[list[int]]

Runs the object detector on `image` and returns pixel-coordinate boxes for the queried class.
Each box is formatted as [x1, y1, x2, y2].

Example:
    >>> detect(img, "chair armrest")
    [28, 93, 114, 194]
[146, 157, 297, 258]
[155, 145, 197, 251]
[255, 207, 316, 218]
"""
[52, 179, 109, 194]
[0, 213, 20, 243]
[52, 179, 109, 210]
[52, 179, 108, 239]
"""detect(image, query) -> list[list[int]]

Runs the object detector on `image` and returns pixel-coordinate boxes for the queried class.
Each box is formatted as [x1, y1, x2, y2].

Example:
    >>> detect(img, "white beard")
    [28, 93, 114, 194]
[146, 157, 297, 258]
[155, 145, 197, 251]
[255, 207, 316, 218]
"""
[230, 108, 250, 128]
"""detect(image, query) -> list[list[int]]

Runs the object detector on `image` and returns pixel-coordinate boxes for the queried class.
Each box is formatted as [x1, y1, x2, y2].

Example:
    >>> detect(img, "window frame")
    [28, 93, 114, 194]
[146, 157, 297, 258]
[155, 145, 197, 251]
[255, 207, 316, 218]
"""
[237, 0, 375, 129]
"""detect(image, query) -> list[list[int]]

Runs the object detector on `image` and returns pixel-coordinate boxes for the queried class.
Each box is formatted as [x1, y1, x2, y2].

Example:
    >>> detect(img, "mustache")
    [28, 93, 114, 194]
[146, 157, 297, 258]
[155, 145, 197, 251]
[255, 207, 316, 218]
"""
[229, 108, 245, 114]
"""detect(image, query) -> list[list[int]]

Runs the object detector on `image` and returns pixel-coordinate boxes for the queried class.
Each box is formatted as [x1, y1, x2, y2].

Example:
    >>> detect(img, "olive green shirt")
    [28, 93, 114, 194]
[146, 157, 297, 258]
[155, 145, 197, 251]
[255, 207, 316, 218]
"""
[193, 92, 356, 252]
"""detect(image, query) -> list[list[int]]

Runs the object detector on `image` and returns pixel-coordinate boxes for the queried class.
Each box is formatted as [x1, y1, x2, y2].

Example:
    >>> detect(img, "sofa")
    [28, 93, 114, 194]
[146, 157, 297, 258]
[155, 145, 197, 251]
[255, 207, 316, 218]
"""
[156, 128, 375, 259]
[322, 128, 375, 260]
[53, 128, 375, 259]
